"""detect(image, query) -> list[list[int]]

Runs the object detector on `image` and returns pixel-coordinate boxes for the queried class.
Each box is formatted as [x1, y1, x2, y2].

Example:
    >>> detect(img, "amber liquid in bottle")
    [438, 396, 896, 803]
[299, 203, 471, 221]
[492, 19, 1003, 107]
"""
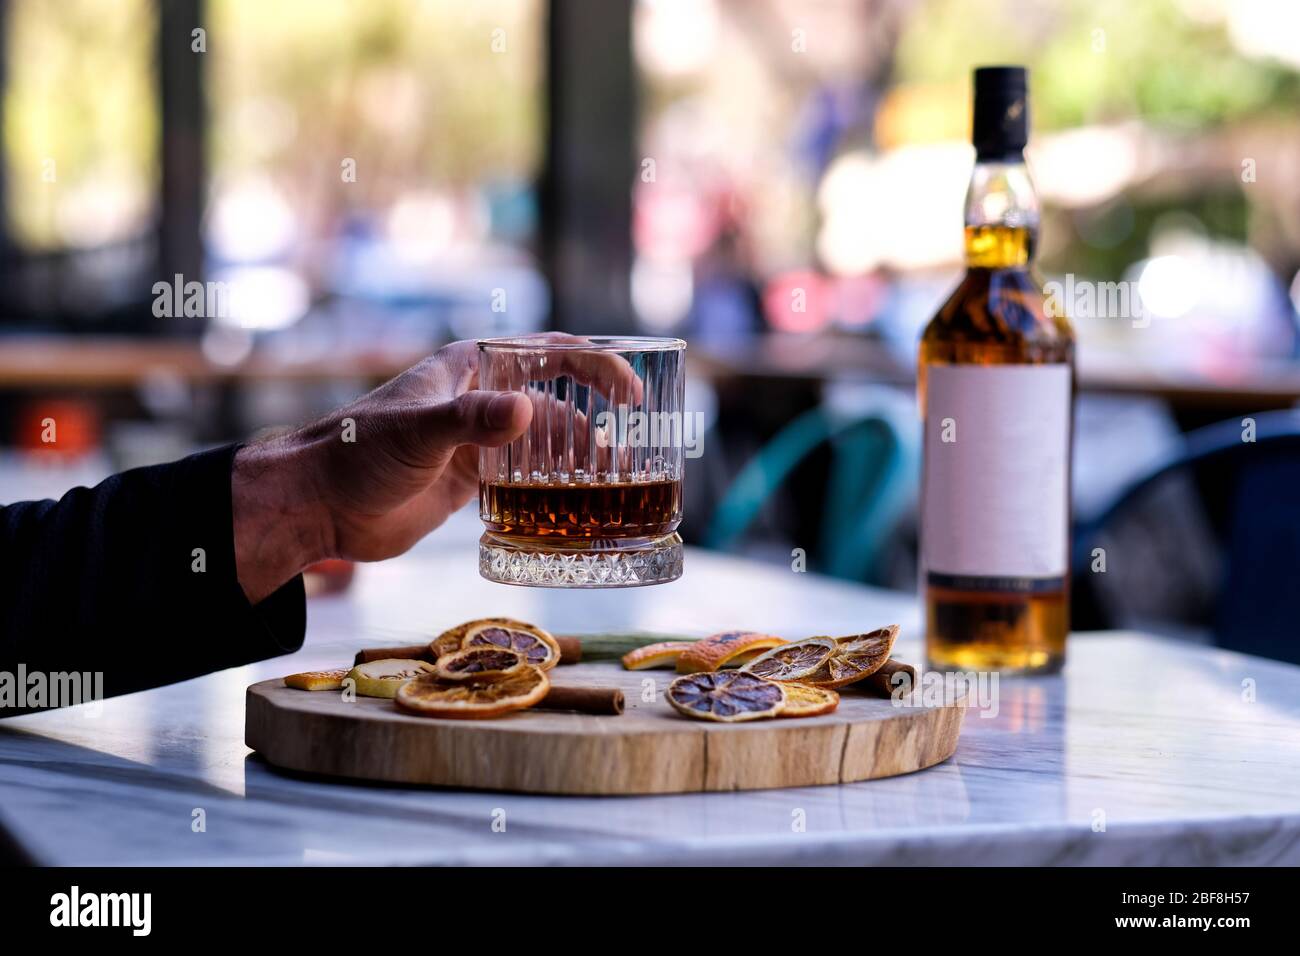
[920, 222, 1075, 674]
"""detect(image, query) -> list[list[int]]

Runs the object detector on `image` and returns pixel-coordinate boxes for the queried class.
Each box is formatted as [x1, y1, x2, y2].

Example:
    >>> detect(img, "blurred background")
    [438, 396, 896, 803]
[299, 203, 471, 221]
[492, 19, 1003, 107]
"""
[3, 0, 1299, 660]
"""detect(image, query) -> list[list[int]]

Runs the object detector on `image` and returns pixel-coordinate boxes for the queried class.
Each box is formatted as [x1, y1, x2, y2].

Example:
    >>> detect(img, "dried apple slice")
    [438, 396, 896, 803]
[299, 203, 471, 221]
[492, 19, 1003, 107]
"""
[283, 668, 350, 691]
[346, 659, 436, 699]
[666, 671, 786, 722]
[621, 641, 697, 670]
[675, 632, 786, 673]
[741, 637, 837, 681]
[777, 682, 840, 718]
[435, 647, 525, 682]
[395, 666, 549, 719]
[803, 625, 899, 689]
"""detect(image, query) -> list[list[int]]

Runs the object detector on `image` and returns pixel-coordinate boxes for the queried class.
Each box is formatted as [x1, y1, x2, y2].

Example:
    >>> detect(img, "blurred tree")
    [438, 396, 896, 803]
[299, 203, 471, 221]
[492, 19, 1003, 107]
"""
[895, 0, 1300, 130]
[5, 0, 156, 250]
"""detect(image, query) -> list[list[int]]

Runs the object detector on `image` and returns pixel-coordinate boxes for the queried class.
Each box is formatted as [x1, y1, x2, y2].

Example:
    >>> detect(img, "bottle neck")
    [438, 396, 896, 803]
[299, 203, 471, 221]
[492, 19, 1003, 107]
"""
[963, 156, 1038, 269]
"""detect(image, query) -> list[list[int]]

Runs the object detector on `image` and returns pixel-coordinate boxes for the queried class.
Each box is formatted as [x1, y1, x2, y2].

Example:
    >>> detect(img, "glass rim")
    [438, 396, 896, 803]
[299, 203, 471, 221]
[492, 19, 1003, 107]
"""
[477, 334, 686, 353]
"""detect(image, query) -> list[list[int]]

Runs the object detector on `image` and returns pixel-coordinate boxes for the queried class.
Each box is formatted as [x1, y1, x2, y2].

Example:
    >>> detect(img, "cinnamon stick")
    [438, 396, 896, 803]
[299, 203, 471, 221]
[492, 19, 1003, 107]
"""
[556, 635, 582, 665]
[353, 645, 435, 666]
[859, 659, 918, 698]
[536, 685, 623, 715]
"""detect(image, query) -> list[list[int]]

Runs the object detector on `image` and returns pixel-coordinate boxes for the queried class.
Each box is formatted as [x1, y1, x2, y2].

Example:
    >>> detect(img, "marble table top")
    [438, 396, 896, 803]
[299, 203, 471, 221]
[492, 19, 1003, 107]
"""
[2, 511, 1298, 866]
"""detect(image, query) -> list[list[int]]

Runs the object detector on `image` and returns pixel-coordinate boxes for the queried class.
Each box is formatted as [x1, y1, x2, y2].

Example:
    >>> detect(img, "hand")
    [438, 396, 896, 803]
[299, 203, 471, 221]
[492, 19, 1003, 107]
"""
[231, 339, 532, 603]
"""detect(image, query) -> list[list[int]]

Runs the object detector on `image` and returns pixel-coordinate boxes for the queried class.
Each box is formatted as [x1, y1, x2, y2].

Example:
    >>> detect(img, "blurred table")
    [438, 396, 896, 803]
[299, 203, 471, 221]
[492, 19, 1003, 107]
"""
[4, 334, 1300, 412]
[0, 336, 427, 387]
[1, 508, 1297, 865]
[691, 334, 1300, 412]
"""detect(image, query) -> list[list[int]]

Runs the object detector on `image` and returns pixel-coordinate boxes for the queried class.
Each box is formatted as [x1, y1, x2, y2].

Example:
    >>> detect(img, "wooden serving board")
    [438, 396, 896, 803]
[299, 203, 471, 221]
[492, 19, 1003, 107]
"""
[246, 661, 965, 795]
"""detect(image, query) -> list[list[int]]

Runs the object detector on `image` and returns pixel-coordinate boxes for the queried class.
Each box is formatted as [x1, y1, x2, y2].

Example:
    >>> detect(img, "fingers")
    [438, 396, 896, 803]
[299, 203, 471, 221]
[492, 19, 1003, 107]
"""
[406, 335, 646, 408]
[560, 350, 644, 405]
[479, 333, 646, 405]
[528, 333, 643, 400]
[371, 336, 651, 476]
[521, 387, 593, 463]
[429, 339, 480, 377]
[377, 341, 480, 406]
[412, 391, 533, 462]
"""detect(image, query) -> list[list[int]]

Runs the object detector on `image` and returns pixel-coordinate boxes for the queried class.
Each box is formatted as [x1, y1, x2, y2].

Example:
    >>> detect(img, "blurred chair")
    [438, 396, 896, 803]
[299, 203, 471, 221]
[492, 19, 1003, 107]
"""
[1073, 409, 1300, 664]
[704, 390, 917, 585]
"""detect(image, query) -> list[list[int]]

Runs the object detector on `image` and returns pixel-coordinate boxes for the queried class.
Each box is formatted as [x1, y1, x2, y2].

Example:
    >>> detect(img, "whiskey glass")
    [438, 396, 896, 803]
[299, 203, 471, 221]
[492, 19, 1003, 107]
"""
[477, 335, 686, 587]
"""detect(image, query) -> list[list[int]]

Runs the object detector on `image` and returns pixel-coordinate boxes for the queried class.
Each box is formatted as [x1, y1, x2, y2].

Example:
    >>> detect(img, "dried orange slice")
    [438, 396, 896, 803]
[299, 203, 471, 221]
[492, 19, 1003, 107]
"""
[283, 668, 349, 691]
[675, 632, 786, 673]
[395, 666, 549, 719]
[347, 659, 436, 698]
[741, 637, 836, 681]
[435, 647, 525, 681]
[430, 618, 561, 671]
[777, 682, 840, 718]
[621, 641, 696, 670]
[430, 617, 545, 657]
[803, 625, 899, 689]
[666, 671, 786, 722]
[463, 623, 560, 670]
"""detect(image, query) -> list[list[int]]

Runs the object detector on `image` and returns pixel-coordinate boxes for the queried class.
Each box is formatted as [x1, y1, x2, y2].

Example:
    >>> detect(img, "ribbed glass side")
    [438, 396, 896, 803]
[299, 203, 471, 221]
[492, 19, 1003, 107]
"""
[478, 341, 684, 487]
[476, 336, 686, 587]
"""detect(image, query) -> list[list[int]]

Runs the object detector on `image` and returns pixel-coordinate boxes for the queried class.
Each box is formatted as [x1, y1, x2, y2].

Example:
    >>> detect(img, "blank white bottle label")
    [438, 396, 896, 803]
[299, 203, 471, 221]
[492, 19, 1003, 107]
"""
[922, 364, 1071, 585]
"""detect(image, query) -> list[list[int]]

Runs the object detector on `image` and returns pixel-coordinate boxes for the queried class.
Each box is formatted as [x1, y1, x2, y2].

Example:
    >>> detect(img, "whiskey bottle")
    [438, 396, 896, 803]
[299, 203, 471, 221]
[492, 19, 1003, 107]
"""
[919, 66, 1075, 674]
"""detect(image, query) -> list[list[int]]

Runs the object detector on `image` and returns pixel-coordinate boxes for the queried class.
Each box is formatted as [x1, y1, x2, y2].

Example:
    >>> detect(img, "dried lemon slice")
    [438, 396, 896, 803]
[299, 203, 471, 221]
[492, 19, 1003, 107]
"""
[435, 647, 525, 681]
[803, 625, 899, 688]
[777, 682, 840, 718]
[395, 666, 550, 719]
[666, 671, 786, 722]
[675, 632, 786, 673]
[741, 638, 836, 681]
[621, 641, 696, 670]
[430, 618, 561, 671]
[347, 659, 436, 699]
[283, 668, 350, 691]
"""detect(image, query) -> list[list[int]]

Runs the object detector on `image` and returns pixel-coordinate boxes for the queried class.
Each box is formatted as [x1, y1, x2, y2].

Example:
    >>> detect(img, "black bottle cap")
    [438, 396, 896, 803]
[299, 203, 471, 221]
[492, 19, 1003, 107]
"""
[972, 66, 1029, 161]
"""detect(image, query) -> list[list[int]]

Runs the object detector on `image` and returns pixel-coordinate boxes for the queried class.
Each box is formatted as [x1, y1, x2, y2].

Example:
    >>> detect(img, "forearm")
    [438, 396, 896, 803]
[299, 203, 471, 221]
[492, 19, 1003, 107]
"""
[0, 445, 306, 714]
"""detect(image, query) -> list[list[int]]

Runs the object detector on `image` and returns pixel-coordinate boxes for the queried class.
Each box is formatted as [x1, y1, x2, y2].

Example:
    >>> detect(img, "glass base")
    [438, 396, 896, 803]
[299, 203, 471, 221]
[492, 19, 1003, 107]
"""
[478, 531, 683, 588]
[925, 646, 1065, 676]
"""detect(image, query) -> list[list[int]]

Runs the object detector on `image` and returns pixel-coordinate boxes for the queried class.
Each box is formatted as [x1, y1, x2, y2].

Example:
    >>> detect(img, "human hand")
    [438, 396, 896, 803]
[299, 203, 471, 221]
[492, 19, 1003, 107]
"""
[231, 335, 640, 603]
[231, 339, 531, 602]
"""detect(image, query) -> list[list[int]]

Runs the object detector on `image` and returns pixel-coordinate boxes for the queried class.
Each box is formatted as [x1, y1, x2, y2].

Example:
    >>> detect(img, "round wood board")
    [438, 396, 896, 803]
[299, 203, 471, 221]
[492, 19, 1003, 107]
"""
[245, 662, 966, 795]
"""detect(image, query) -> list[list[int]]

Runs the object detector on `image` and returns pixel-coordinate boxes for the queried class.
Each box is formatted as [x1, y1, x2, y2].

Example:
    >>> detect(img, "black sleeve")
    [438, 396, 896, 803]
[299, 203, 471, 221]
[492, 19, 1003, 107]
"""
[0, 444, 305, 714]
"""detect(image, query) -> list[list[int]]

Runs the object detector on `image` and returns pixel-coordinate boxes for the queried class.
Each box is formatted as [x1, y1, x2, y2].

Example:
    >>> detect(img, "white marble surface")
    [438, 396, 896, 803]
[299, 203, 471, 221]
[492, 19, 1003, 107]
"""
[2, 510, 1298, 866]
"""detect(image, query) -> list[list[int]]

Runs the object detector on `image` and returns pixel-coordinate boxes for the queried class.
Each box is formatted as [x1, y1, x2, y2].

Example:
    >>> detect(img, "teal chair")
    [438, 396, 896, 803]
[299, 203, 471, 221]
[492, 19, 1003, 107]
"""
[704, 395, 917, 584]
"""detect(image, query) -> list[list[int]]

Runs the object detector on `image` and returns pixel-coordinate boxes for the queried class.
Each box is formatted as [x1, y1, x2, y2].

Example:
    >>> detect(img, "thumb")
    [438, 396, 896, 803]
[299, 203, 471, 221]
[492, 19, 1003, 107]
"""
[422, 390, 532, 451]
